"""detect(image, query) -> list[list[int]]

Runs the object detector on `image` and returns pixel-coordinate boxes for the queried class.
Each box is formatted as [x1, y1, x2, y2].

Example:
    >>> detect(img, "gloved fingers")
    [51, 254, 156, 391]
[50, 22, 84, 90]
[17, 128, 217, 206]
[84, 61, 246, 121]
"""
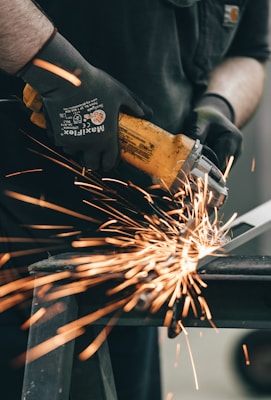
[81, 142, 119, 171]
[120, 95, 153, 120]
[82, 150, 101, 171]
[204, 118, 243, 171]
[116, 82, 153, 119]
[212, 134, 243, 172]
[100, 143, 120, 171]
[62, 147, 79, 156]
[58, 145, 95, 169]
[182, 109, 209, 142]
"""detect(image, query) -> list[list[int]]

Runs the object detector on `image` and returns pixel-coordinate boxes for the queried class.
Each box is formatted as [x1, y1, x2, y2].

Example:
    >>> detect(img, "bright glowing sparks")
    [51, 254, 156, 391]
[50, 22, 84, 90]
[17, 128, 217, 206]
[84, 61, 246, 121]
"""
[251, 157, 256, 173]
[21, 307, 47, 330]
[166, 392, 174, 400]
[0, 253, 10, 268]
[242, 343, 250, 366]
[5, 169, 43, 178]
[14, 327, 85, 366]
[5, 190, 100, 224]
[174, 342, 181, 368]
[223, 155, 234, 180]
[78, 314, 118, 361]
[184, 334, 199, 390]
[0, 132, 236, 367]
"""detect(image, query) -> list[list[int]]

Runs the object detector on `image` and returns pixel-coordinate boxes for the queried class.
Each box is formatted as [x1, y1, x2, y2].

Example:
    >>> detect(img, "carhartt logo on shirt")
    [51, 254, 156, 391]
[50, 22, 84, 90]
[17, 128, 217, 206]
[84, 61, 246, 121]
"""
[223, 5, 239, 27]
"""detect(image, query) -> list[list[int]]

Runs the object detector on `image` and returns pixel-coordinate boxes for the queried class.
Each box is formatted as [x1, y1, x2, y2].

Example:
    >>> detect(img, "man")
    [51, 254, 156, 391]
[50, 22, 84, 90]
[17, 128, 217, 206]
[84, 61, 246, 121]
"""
[0, 1, 269, 399]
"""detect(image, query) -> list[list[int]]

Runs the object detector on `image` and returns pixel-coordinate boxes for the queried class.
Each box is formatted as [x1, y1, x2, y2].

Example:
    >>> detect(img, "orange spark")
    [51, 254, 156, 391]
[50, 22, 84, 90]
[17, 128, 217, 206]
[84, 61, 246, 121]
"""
[0, 293, 27, 312]
[43, 283, 90, 301]
[33, 59, 81, 86]
[5, 190, 100, 223]
[242, 343, 250, 366]
[102, 177, 128, 187]
[163, 309, 174, 327]
[208, 319, 219, 333]
[251, 157, 256, 172]
[21, 307, 47, 330]
[55, 230, 82, 238]
[72, 238, 108, 247]
[0, 253, 10, 268]
[20, 225, 74, 230]
[22, 302, 67, 329]
[174, 342, 181, 368]
[14, 327, 85, 366]
[179, 321, 188, 335]
[57, 299, 128, 336]
[5, 168, 43, 178]
[223, 155, 234, 180]
[0, 271, 71, 297]
[78, 314, 118, 361]
[184, 333, 199, 390]
[36, 283, 53, 298]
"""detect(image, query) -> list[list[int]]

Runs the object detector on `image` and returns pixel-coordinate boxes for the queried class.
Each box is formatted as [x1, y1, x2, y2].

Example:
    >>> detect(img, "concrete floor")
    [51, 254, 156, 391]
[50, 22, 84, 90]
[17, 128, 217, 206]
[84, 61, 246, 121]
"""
[160, 327, 270, 400]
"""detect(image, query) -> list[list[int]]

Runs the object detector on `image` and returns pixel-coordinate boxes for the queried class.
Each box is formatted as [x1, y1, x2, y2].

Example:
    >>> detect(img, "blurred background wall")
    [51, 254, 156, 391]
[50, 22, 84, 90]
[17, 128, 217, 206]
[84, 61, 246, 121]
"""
[222, 59, 271, 255]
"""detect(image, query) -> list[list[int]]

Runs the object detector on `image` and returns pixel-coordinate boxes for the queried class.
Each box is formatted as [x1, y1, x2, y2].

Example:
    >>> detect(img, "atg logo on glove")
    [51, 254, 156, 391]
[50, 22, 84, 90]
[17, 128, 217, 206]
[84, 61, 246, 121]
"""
[60, 98, 106, 136]
[84, 109, 106, 126]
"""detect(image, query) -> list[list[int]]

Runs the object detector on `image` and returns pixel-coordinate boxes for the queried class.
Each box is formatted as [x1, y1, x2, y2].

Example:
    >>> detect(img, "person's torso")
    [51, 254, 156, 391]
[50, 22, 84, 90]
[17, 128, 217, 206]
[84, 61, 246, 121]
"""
[1, 0, 250, 133]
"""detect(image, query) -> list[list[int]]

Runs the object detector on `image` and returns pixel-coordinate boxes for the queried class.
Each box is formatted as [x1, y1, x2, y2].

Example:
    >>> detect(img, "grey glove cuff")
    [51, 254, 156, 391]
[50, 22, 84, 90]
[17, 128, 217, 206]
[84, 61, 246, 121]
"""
[195, 93, 235, 123]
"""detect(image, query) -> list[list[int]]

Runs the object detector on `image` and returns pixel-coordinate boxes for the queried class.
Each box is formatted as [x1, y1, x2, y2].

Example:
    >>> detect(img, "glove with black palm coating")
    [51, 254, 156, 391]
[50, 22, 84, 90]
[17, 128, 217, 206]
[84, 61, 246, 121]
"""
[18, 32, 150, 171]
[184, 93, 243, 172]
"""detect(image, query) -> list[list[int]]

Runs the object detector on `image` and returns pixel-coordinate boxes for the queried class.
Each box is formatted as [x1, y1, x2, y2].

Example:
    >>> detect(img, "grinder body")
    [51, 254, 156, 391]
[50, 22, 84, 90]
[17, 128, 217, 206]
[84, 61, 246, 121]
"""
[23, 84, 228, 208]
[118, 113, 228, 209]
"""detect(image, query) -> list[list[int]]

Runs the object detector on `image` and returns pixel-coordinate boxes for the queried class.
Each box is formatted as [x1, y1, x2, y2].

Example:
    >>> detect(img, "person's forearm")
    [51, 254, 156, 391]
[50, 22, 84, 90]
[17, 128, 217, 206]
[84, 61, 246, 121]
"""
[0, 0, 54, 74]
[206, 57, 267, 128]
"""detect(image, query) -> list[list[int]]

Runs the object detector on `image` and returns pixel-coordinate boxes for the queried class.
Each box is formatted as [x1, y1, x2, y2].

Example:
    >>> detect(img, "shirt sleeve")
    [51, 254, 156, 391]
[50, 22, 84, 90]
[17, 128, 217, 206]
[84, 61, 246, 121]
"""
[226, 0, 270, 61]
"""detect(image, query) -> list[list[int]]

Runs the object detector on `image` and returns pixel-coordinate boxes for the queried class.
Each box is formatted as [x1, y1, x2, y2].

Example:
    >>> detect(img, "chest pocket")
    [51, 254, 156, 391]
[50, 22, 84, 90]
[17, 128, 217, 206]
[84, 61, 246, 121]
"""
[194, 0, 248, 72]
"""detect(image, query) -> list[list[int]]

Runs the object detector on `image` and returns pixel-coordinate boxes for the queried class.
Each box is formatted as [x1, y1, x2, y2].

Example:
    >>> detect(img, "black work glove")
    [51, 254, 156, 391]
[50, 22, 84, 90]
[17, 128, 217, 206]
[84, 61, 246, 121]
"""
[183, 93, 243, 172]
[17, 32, 150, 171]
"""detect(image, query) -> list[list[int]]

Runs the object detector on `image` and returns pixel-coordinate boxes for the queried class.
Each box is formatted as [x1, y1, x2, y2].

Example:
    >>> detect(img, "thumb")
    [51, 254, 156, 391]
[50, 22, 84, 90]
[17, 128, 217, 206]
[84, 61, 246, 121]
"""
[213, 136, 243, 172]
[183, 109, 209, 143]
[121, 90, 153, 120]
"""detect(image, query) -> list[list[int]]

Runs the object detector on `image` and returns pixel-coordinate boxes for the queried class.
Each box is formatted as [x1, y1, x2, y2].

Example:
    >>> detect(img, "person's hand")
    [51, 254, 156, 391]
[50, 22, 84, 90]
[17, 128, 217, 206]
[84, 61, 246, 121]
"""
[183, 94, 243, 172]
[18, 32, 150, 171]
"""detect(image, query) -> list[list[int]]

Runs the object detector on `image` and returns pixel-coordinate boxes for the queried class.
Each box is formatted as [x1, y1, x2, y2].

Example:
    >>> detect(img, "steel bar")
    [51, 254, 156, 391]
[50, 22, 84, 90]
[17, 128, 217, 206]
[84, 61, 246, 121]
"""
[27, 254, 271, 330]
[199, 199, 271, 267]
[69, 255, 271, 330]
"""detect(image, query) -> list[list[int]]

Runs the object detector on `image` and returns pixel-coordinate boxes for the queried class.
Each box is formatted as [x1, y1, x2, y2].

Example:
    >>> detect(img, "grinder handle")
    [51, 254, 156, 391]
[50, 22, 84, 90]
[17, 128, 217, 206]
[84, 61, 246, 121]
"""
[23, 84, 195, 189]
[118, 113, 195, 188]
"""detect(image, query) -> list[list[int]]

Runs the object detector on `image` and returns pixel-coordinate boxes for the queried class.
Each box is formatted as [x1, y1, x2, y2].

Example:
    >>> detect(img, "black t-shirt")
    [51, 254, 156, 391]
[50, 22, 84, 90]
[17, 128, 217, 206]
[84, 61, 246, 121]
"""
[1, 0, 270, 131]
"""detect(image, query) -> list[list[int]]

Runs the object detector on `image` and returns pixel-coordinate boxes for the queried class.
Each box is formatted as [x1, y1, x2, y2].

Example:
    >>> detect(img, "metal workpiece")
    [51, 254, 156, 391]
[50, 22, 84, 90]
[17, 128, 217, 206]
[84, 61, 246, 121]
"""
[199, 198, 271, 267]
[196, 255, 271, 329]
[27, 254, 271, 330]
